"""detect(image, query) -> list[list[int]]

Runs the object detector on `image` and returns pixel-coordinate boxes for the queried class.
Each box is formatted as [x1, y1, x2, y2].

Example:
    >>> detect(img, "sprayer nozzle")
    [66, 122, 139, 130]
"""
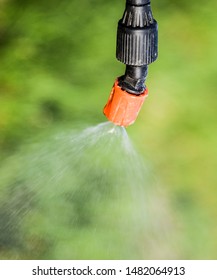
[103, 79, 148, 127]
[103, 0, 158, 126]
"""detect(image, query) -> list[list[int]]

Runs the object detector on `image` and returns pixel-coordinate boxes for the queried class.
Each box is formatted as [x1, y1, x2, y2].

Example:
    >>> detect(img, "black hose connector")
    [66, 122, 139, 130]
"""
[116, 0, 158, 94]
[127, 0, 150, 5]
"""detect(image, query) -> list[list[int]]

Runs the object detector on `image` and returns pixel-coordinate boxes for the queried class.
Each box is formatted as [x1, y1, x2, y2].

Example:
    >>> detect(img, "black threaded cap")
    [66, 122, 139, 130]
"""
[116, 21, 158, 66]
[116, 0, 158, 66]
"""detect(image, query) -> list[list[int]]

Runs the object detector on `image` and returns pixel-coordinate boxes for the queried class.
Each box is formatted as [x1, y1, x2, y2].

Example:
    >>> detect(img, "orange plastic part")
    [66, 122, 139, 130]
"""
[103, 79, 148, 127]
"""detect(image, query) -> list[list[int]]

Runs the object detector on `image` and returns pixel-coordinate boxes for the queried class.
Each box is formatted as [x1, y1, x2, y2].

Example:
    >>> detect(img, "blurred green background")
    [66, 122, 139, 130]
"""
[0, 0, 217, 259]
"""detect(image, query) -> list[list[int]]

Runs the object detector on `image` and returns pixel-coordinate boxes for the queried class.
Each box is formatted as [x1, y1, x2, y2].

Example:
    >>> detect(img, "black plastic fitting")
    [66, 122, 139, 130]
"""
[116, 0, 158, 94]
[119, 65, 148, 94]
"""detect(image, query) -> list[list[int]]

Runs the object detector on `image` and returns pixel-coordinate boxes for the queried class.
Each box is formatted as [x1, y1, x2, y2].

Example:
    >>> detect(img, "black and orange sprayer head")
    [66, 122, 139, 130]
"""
[103, 0, 158, 127]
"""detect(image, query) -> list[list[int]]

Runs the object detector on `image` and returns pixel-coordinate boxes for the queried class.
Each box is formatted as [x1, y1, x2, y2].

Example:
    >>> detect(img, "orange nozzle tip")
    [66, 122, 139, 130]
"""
[103, 79, 148, 127]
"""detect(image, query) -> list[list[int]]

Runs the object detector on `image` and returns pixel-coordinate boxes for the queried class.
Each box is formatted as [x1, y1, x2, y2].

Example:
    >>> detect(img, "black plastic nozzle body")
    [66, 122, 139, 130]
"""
[117, 0, 158, 94]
